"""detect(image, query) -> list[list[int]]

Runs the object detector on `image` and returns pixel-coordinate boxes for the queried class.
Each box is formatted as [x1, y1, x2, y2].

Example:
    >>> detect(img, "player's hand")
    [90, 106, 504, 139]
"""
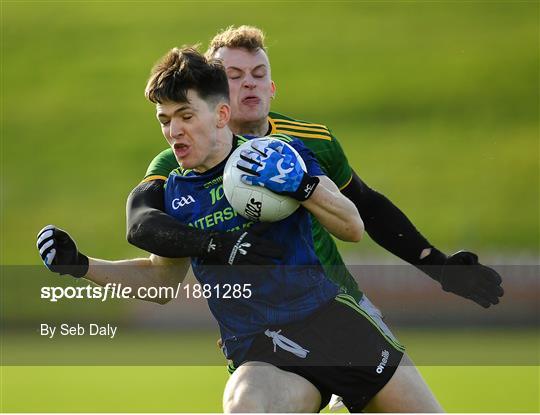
[203, 223, 284, 265]
[440, 251, 504, 308]
[36, 225, 89, 278]
[236, 140, 319, 201]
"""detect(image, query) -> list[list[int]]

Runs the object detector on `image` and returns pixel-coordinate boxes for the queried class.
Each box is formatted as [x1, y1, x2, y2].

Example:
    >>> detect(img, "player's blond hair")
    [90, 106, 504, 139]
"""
[205, 25, 267, 58]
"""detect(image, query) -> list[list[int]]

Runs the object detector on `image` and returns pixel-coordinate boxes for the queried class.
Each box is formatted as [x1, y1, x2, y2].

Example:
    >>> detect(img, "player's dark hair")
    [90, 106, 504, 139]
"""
[145, 47, 229, 106]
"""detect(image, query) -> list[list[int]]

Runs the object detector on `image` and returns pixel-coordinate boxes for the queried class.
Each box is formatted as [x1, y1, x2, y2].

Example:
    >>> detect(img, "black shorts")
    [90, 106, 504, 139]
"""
[239, 294, 405, 412]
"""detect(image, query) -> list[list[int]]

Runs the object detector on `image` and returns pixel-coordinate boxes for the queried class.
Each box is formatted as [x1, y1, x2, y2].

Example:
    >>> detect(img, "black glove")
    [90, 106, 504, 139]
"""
[202, 223, 284, 265]
[420, 249, 503, 308]
[441, 251, 504, 308]
[36, 225, 89, 278]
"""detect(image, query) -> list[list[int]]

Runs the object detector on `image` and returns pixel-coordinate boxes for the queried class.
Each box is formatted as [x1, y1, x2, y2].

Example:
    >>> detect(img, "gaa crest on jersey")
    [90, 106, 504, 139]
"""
[171, 195, 196, 209]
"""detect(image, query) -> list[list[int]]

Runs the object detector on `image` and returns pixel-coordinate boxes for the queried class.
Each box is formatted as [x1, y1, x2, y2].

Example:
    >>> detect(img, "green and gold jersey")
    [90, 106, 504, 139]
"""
[142, 111, 361, 301]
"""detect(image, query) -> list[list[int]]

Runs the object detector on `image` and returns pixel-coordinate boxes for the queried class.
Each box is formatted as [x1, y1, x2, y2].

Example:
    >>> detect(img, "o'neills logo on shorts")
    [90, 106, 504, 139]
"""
[376, 350, 390, 374]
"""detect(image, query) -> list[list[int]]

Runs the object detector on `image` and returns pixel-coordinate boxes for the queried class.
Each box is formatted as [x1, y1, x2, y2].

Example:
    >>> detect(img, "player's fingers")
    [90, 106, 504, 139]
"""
[239, 175, 252, 185]
[237, 158, 259, 171]
[452, 251, 479, 265]
[44, 248, 56, 267]
[479, 273, 503, 289]
[39, 239, 55, 256]
[240, 175, 264, 187]
[468, 293, 491, 308]
[55, 228, 72, 244]
[480, 281, 504, 298]
[250, 140, 269, 156]
[463, 252, 479, 265]
[477, 287, 500, 305]
[468, 282, 499, 301]
[476, 271, 504, 299]
[37, 225, 55, 238]
[480, 265, 503, 285]
[36, 228, 54, 247]
[267, 141, 284, 153]
[236, 162, 259, 177]
[240, 150, 263, 166]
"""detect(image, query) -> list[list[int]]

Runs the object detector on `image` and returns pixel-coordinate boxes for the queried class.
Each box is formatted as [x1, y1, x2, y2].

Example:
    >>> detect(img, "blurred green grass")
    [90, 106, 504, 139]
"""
[2, 366, 539, 412]
[2, 1, 538, 264]
[1, 329, 539, 412]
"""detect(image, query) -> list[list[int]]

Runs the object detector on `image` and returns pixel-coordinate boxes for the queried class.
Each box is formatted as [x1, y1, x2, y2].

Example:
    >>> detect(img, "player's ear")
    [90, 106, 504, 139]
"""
[270, 80, 276, 99]
[216, 102, 230, 128]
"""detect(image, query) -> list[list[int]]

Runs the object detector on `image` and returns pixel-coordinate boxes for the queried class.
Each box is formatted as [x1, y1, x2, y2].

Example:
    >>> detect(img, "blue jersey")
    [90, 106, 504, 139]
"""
[164, 135, 339, 364]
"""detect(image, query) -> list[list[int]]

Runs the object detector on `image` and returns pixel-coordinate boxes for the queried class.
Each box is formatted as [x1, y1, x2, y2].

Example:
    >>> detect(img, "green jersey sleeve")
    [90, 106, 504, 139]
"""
[142, 148, 179, 182]
[269, 112, 353, 189]
[312, 130, 353, 190]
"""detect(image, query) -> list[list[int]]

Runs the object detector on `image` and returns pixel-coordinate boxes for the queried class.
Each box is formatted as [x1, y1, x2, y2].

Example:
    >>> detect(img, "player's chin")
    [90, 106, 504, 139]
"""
[238, 106, 267, 120]
[177, 157, 197, 170]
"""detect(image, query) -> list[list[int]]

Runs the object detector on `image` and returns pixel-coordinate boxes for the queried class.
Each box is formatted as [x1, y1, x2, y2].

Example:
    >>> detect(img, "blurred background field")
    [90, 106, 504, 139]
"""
[1, 0, 538, 413]
[3, 363, 538, 412]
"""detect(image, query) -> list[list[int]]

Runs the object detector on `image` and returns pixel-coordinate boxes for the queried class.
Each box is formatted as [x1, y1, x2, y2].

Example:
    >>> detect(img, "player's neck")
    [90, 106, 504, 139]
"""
[192, 130, 233, 173]
[229, 118, 269, 137]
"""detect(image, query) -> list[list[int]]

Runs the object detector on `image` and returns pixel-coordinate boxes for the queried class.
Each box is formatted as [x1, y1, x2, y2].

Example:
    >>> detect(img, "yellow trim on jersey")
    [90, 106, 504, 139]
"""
[268, 117, 278, 134]
[272, 118, 329, 130]
[274, 122, 330, 135]
[339, 174, 353, 190]
[141, 175, 167, 183]
[273, 129, 332, 141]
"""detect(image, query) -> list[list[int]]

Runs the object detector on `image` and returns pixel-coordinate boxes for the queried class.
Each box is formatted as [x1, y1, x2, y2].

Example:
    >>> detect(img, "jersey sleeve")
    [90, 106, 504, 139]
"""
[316, 131, 353, 190]
[142, 148, 179, 183]
[289, 139, 324, 178]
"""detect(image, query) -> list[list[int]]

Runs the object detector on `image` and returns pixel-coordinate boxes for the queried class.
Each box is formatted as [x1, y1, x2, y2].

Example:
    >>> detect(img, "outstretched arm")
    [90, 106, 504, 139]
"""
[85, 255, 189, 304]
[36, 225, 189, 304]
[341, 171, 437, 265]
[341, 171, 503, 308]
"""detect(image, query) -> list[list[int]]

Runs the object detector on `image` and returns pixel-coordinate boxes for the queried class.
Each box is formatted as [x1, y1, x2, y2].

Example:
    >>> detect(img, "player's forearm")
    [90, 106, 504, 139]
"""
[126, 180, 212, 257]
[85, 256, 188, 304]
[86, 257, 151, 287]
[342, 171, 447, 268]
[302, 176, 363, 242]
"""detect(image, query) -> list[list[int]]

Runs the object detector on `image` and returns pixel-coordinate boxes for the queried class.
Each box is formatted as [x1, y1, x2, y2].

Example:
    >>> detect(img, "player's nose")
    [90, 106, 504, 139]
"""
[169, 119, 185, 138]
[242, 75, 256, 89]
